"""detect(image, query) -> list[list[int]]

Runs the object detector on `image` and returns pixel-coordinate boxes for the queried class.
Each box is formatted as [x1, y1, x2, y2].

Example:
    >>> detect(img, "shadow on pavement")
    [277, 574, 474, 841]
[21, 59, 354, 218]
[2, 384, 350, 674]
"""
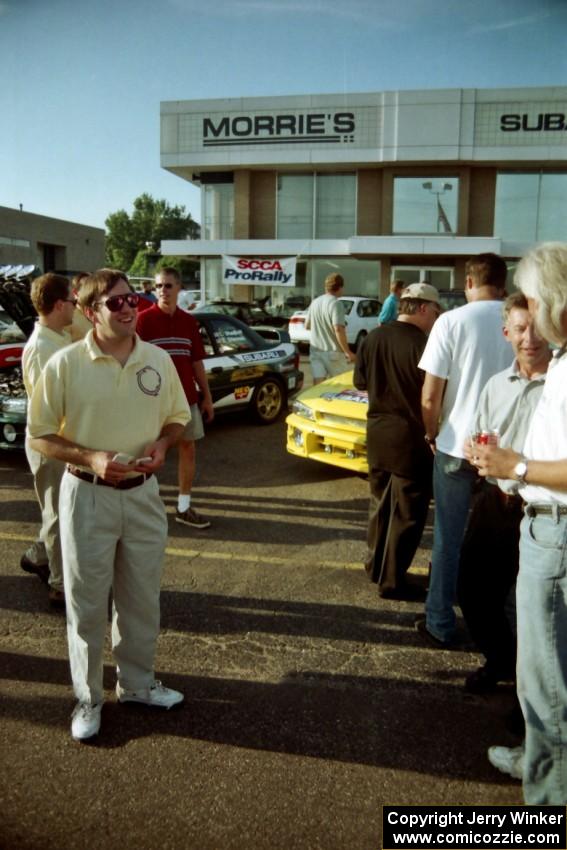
[159, 589, 427, 647]
[167, 512, 366, 545]
[0, 649, 517, 783]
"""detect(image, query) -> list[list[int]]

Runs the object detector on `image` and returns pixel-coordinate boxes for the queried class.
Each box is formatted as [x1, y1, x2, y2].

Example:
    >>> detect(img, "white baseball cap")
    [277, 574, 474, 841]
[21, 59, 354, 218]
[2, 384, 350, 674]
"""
[400, 283, 440, 304]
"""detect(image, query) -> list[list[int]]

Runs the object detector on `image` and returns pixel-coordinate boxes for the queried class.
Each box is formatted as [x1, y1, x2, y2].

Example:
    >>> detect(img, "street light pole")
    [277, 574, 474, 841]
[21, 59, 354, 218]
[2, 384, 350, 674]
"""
[422, 181, 453, 233]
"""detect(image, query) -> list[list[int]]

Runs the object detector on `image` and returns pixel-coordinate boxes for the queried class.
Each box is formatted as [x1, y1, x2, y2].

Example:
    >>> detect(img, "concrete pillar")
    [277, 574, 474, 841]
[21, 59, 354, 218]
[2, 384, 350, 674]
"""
[379, 258, 391, 301]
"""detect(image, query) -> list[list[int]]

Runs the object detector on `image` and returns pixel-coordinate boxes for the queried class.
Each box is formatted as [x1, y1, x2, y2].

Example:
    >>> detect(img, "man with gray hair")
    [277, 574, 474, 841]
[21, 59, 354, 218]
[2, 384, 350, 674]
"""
[459, 292, 550, 695]
[305, 273, 356, 385]
[474, 242, 567, 804]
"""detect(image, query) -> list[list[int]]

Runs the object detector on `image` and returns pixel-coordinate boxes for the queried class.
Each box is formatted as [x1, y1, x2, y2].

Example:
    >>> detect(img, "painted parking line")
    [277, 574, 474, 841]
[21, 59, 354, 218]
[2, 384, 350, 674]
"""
[0, 531, 428, 575]
[165, 545, 366, 570]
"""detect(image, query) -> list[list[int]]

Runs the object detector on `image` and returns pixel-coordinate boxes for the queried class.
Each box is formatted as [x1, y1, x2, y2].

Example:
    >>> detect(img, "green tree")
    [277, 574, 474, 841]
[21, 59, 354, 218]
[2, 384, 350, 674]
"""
[105, 193, 200, 271]
[128, 249, 154, 278]
[154, 255, 199, 282]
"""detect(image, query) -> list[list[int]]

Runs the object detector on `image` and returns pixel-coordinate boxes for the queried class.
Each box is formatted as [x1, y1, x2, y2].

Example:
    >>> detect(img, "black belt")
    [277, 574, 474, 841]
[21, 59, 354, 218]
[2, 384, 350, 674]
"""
[496, 489, 524, 508]
[526, 503, 567, 518]
[67, 465, 152, 490]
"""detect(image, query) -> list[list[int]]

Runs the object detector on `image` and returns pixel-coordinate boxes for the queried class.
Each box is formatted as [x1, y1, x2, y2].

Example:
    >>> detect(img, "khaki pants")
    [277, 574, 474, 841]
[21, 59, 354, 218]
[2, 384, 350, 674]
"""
[309, 348, 348, 381]
[59, 471, 168, 705]
[25, 441, 65, 591]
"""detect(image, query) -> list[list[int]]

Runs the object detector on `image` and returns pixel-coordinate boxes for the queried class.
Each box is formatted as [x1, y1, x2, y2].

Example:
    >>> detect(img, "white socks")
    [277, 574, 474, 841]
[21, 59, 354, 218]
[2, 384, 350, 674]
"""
[178, 494, 191, 513]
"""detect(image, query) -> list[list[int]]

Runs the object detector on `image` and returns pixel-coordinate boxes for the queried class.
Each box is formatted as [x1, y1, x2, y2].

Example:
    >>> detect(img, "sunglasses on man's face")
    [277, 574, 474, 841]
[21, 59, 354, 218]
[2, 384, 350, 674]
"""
[98, 292, 140, 312]
[155, 282, 174, 290]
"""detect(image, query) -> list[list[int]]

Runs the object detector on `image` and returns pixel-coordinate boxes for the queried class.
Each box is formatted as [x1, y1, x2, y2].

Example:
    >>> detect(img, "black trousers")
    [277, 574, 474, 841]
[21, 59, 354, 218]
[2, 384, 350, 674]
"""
[457, 482, 523, 677]
[365, 466, 432, 594]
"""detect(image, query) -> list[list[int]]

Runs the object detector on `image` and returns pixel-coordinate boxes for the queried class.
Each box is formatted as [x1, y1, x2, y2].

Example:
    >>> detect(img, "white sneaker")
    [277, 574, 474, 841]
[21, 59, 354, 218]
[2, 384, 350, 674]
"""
[71, 702, 102, 741]
[116, 680, 184, 709]
[487, 745, 524, 780]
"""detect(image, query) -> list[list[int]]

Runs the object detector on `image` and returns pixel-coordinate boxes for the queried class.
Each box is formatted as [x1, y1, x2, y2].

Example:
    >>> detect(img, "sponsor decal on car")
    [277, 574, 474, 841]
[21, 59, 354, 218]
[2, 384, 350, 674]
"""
[236, 349, 286, 363]
[234, 386, 251, 400]
[321, 389, 369, 404]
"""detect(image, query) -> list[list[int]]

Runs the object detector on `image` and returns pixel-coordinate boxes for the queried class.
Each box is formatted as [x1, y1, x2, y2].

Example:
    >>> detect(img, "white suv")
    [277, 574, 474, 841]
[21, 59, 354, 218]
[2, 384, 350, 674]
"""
[289, 295, 382, 351]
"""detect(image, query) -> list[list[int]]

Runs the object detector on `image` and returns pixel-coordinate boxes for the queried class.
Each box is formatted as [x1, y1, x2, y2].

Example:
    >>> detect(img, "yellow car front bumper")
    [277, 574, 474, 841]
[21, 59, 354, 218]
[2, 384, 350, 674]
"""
[286, 412, 367, 474]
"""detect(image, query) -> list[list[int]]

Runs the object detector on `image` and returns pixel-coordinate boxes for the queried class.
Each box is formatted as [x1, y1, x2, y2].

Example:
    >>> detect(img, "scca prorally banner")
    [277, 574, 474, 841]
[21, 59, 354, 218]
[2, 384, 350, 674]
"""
[222, 256, 297, 287]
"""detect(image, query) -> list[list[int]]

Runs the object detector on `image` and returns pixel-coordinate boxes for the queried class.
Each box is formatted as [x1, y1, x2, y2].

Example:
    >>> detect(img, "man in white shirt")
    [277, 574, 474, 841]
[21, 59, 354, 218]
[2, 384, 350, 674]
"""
[417, 253, 512, 647]
[21, 273, 76, 608]
[305, 273, 356, 385]
[473, 242, 567, 805]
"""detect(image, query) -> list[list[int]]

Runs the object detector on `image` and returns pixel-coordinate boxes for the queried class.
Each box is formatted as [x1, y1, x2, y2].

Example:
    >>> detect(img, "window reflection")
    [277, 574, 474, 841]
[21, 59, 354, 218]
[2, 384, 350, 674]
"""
[494, 173, 567, 242]
[393, 178, 459, 234]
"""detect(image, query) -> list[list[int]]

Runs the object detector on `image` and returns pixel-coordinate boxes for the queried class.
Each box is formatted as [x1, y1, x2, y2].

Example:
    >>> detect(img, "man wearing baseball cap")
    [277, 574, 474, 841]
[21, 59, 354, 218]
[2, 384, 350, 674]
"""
[354, 282, 441, 600]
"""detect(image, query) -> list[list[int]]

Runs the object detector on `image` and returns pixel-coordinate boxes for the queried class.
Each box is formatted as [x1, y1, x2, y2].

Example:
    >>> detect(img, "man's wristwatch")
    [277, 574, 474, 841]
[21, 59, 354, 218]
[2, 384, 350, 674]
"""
[514, 456, 529, 485]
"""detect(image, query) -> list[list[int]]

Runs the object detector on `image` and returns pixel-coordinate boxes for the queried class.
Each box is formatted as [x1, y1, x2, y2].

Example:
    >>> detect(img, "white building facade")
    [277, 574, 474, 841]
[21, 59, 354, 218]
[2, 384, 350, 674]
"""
[160, 87, 567, 305]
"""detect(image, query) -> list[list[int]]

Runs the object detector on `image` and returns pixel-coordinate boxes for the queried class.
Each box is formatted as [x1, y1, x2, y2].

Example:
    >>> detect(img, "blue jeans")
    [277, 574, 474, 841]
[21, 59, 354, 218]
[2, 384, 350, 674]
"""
[425, 450, 476, 642]
[517, 508, 567, 804]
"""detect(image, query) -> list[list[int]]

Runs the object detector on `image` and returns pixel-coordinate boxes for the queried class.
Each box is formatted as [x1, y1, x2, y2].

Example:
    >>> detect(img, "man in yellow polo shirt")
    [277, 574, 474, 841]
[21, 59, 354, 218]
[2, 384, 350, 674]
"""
[21, 273, 75, 608]
[28, 268, 190, 742]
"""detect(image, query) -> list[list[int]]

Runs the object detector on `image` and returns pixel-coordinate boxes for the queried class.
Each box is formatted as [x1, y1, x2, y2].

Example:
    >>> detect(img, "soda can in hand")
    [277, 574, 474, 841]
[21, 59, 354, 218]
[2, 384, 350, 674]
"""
[471, 430, 499, 446]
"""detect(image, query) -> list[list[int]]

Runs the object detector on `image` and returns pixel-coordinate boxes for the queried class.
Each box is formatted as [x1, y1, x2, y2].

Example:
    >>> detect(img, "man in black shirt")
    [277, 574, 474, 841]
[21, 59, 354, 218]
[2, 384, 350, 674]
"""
[354, 283, 441, 600]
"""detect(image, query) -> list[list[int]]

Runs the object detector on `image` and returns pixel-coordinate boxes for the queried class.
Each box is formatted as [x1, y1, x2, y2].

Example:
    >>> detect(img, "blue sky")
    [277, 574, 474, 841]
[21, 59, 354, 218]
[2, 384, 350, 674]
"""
[2, 0, 566, 231]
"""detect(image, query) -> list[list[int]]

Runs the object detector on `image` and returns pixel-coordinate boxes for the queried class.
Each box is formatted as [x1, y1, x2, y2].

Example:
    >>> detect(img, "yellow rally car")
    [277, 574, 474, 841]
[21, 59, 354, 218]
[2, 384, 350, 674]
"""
[286, 370, 368, 474]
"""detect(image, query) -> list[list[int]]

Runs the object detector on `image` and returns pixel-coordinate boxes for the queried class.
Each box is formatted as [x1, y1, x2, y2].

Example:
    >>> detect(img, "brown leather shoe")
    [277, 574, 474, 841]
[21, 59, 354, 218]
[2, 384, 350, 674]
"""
[379, 582, 427, 602]
[415, 616, 454, 649]
[48, 588, 66, 610]
[20, 554, 50, 585]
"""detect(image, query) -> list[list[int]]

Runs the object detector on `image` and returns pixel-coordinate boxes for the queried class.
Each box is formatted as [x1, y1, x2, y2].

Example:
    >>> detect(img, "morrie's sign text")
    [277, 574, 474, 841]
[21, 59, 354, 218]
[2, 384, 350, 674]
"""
[203, 112, 355, 146]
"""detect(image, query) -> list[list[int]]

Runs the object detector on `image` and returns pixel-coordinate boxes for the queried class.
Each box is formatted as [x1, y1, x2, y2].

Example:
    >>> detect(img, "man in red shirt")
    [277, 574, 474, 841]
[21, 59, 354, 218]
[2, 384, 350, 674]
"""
[137, 267, 214, 528]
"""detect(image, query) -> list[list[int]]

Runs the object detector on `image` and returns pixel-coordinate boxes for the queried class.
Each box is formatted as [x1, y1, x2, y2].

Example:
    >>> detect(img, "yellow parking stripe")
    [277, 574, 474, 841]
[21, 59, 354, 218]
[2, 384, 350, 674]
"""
[0, 531, 428, 575]
[165, 545, 364, 570]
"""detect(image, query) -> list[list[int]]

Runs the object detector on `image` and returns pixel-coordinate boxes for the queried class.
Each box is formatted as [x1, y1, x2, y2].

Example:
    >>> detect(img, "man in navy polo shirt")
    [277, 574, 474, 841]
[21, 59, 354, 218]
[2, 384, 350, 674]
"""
[137, 267, 214, 528]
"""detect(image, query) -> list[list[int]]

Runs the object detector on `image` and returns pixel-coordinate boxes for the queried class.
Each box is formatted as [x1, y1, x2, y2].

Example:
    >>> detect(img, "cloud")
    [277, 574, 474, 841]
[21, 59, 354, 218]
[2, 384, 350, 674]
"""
[164, 0, 423, 27]
[467, 9, 557, 35]
[164, 0, 565, 35]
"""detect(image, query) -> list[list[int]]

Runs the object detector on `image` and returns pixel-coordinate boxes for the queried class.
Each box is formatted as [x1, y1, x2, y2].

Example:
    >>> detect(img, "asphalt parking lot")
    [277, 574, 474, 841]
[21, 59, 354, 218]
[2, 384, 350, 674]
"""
[0, 360, 523, 850]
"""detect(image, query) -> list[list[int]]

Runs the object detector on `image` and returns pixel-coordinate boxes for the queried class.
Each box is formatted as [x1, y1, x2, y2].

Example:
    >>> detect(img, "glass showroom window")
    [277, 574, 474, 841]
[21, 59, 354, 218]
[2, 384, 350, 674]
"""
[315, 173, 356, 238]
[494, 173, 567, 242]
[202, 183, 234, 240]
[277, 173, 356, 238]
[393, 177, 459, 234]
[277, 174, 314, 238]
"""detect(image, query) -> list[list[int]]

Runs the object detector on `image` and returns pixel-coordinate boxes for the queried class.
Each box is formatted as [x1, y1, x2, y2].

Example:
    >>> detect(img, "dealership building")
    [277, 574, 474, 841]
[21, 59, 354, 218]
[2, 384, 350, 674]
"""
[160, 86, 567, 305]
